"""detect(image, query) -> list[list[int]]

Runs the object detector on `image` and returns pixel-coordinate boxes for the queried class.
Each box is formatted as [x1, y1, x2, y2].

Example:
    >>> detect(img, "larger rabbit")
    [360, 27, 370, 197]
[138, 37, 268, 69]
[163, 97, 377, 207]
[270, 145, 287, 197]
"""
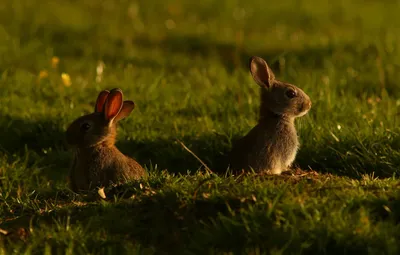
[228, 56, 312, 175]
[66, 88, 145, 192]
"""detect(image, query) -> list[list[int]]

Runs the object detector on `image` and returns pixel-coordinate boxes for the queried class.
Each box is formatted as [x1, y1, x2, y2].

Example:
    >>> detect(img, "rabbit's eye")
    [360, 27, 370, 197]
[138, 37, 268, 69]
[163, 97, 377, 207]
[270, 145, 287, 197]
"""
[80, 122, 91, 132]
[286, 89, 297, 99]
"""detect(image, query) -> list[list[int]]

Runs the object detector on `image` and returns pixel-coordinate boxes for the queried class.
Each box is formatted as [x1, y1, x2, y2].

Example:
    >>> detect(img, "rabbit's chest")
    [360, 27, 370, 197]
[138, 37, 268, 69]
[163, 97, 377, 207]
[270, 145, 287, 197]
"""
[89, 151, 123, 181]
[73, 150, 119, 185]
[274, 126, 299, 167]
[281, 138, 298, 167]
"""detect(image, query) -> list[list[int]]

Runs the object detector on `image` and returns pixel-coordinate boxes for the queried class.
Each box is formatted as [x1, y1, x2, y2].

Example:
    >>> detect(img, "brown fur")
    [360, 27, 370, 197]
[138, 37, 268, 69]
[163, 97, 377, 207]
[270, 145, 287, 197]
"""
[228, 56, 312, 175]
[66, 88, 145, 192]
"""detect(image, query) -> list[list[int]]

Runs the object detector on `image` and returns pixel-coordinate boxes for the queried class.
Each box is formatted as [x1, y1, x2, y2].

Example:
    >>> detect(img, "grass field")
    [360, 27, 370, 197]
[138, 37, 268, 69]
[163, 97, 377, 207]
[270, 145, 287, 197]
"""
[1, 0, 400, 253]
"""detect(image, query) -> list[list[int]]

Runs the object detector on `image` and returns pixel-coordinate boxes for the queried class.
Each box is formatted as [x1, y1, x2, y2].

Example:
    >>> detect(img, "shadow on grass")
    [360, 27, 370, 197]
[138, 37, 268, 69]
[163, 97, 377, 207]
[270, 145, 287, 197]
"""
[2, 113, 400, 180]
[117, 134, 231, 174]
[130, 34, 341, 72]
[2, 186, 400, 254]
[0, 115, 66, 154]
[0, 112, 230, 184]
[296, 136, 400, 178]
[11, 22, 357, 73]
[41, 26, 400, 98]
[0, 114, 70, 182]
[122, 131, 400, 178]
[0, 190, 255, 253]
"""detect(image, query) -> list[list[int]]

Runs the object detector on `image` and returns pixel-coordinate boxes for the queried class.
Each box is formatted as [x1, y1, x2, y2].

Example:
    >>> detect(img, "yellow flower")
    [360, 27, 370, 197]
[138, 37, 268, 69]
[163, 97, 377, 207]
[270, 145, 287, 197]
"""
[61, 73, 72, 87]
[51, 56, 60, 69]
[39, 70, 48, 79]
[38, 70, 48, 81]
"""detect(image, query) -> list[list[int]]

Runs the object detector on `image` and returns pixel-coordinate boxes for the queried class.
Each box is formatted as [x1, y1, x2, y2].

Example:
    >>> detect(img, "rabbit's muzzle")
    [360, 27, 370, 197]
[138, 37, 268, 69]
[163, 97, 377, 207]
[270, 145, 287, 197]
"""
[297, 100, 312, 116]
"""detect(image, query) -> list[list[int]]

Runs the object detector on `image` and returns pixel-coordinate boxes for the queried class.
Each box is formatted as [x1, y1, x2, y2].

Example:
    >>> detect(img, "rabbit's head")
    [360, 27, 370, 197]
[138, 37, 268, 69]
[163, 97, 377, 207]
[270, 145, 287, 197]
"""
[249, 56, 311, 118]
[66, 88, 135, 148]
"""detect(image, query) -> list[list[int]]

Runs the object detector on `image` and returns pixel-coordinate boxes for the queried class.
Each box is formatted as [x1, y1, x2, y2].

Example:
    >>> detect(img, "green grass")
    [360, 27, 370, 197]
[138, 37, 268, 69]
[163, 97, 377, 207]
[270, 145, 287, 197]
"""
[1, 0, 400, 253]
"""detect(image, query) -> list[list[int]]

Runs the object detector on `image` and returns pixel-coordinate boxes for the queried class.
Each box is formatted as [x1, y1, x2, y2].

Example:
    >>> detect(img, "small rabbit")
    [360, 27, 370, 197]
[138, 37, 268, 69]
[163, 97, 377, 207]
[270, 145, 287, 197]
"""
[228, 56, 312, 175]
[66, 88, 145, 192]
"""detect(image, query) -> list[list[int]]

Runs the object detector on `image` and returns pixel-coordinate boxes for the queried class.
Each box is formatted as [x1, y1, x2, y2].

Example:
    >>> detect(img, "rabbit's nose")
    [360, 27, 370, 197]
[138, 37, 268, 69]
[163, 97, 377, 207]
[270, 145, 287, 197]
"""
[301, 101, 312, 112]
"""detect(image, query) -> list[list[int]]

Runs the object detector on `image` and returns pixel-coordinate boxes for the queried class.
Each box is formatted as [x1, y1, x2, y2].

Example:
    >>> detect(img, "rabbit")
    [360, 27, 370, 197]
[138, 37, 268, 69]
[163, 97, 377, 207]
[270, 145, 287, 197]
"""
[66, 88, 146, 192]
[228, 56, 312, 175]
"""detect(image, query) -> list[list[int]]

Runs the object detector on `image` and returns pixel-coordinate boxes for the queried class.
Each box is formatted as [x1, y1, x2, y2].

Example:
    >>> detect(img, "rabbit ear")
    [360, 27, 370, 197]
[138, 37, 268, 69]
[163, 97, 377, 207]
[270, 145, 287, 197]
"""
[114, 101, 135, 122]
[104, 88, 124, 124]
[95, 90, 110, 113]
[249, 56, 275, 88]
